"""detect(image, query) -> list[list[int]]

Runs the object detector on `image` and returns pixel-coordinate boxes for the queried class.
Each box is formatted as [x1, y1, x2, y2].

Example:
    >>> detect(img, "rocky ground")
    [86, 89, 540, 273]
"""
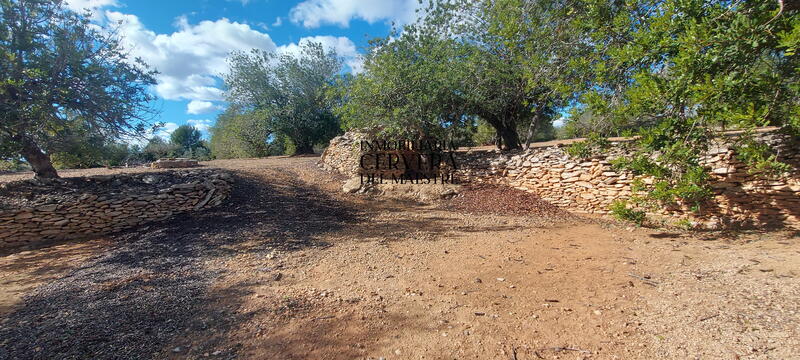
[0, 157, 798, 359]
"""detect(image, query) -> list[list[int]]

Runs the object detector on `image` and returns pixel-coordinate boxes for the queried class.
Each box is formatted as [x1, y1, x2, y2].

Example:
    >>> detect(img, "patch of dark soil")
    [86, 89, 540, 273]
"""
[0, 166, 363, 360]
[443, 184, 573, 218]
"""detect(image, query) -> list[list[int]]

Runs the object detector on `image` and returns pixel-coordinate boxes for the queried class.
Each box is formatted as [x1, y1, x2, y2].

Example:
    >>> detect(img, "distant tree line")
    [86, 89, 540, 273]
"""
[0, 123, 211, 172]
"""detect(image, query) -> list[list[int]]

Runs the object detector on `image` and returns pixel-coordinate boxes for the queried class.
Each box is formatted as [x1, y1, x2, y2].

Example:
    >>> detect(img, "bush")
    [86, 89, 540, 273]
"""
[0, 159, 29, 172]
[565, 133, 610, 159]
[734, 137, 792, 178]
[472, 119, 496, 146]
[609, 200, 646, 226]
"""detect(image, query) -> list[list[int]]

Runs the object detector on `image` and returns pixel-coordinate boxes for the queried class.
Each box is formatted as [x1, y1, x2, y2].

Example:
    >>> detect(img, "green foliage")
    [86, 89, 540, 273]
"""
[336, 0, 564, 150]
[609, 200, 646, 226]
[734, 137, 792, 178]
[611, 155, 670, 179]
[472, 119, 497, 146]
[566, 0, 799, 208]
[47, 118, 137, 168]
[334, 29, 477, 141]
[565, 133, 610, 159]
[141, 137, 179, 161]
[282, 135, 296, 156]
[612, 155, 711, 209]
[674, 218, 694, 230]
[177, 145, 211, 161]
[209, 106, 275, 159]
[0, 0, 157, 177]
[224, 42, 342, 155]
[0, 159, 28, 172]
[50, 141, 134, 169]
[170, 125, 203, 152]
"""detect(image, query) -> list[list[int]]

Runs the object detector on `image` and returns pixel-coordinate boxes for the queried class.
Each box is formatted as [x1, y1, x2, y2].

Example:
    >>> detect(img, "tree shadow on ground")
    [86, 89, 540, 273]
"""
[0, 169, 366, 360]
[0, 162, 573, 360]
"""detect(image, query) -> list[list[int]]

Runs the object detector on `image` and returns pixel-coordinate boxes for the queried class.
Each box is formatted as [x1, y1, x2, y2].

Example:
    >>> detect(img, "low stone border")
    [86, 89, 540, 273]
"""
[0, 170, 233, 250]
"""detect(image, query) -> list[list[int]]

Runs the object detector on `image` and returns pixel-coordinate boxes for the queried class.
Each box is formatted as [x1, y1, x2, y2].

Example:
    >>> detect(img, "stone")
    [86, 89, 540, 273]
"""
[342, 177, 362, 193]
[560, 171, 581, 179]
[151, 158, 199, 169]
[0, 170, 233, 251]
[142, 175, 160, 184]
[35, 204, 58, 212]
[15, 212, 33, 220]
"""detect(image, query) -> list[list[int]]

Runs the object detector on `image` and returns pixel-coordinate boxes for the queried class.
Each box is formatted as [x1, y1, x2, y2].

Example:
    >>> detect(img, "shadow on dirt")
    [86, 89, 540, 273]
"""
[0, 169, 365, 360]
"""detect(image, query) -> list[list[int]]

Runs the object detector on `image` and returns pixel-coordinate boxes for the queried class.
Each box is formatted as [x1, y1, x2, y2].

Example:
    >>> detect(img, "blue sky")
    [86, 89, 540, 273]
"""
[65, 0, 423, 141]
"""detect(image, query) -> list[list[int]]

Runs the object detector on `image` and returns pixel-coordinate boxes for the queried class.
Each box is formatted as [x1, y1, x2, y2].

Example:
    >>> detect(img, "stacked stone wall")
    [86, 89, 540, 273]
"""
[321, 130, 800, 229]
[0, 170, 233, 250]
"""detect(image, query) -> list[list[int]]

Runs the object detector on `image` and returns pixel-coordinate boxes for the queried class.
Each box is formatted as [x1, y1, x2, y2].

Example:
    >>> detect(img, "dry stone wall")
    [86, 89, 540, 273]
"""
[320, 132, 366, 176]
[0, 170, 233, 250]
[321, 130, 800, 229]
[491, 131, 800, 229]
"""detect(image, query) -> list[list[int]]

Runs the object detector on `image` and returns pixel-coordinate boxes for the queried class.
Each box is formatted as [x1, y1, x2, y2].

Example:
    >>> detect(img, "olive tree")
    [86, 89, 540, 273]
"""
[224, 42, 342, 155]
[0, 0, 158, 178]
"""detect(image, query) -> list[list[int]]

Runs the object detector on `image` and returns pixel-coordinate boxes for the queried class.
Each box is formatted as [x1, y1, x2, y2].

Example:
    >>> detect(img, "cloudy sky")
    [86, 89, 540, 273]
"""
[64, 0, 423, 140]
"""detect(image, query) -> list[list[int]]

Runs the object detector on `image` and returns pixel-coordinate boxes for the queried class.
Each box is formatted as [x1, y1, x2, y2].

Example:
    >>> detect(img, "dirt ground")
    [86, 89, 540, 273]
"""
[1, 157, 798, 360]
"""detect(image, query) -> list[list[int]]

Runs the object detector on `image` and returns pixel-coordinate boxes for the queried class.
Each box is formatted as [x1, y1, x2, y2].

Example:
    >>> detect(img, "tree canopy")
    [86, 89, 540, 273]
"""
[568, 0, 800, 206]
[335, 0, 577, 149]
[0, 0, 157, 178]
[209, 105, 284, 159]
[223, 42, 342, 154]
[170, 125, 202, 152]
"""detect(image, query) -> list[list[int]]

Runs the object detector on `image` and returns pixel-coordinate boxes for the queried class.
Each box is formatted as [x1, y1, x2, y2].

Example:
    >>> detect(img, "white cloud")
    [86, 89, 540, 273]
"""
[278, 35, 364, 73]
[187, 119, 213, 134]
[289, 0, 422, 28]
[64, 0, 117, 19]
[272, 17, 283, 27]
[105, 11, 277, 101]
[156, 122, 180, 139]
[187, 100, 224, 115]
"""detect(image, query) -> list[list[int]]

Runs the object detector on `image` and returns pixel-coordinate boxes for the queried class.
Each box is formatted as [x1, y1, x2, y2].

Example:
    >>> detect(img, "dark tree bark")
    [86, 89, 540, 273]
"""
[496, 122, 521, 150]
[484, 117, 522, 150]
[19, 138, 59, 178]
[524, 107, 544, 150]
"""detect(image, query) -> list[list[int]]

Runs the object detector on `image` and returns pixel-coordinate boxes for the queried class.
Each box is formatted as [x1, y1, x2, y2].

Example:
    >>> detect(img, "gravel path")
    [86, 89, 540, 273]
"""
[0, 161, 362, 360]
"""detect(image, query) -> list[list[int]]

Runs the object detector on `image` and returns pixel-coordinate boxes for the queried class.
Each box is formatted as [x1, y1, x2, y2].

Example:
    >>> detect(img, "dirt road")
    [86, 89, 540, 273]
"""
[1, 157, 798, 359]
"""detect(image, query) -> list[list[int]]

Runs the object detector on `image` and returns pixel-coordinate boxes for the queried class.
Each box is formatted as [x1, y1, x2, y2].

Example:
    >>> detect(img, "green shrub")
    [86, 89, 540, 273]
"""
[609, 200, 646, 226]
[674, 218, 694, 230]
[472, 119, 497, 146]
[565, 133, 610, 159]
[0, 159, 28, 172]
[734, 137, 792, 178]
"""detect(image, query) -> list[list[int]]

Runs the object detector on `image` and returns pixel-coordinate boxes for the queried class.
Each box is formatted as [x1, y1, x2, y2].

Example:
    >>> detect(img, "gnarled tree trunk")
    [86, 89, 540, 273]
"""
[19, 138, 59, 178]
[495, 122, 521, 150]
[483, 113, 522, 151]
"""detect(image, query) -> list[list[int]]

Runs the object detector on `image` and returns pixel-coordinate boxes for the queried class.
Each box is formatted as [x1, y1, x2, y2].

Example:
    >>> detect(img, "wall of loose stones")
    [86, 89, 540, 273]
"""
[320, 131, 366, 176]
[321, 130, 800, 229]
[0, 170, 233, 250]
[488, 131, 800, 229]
